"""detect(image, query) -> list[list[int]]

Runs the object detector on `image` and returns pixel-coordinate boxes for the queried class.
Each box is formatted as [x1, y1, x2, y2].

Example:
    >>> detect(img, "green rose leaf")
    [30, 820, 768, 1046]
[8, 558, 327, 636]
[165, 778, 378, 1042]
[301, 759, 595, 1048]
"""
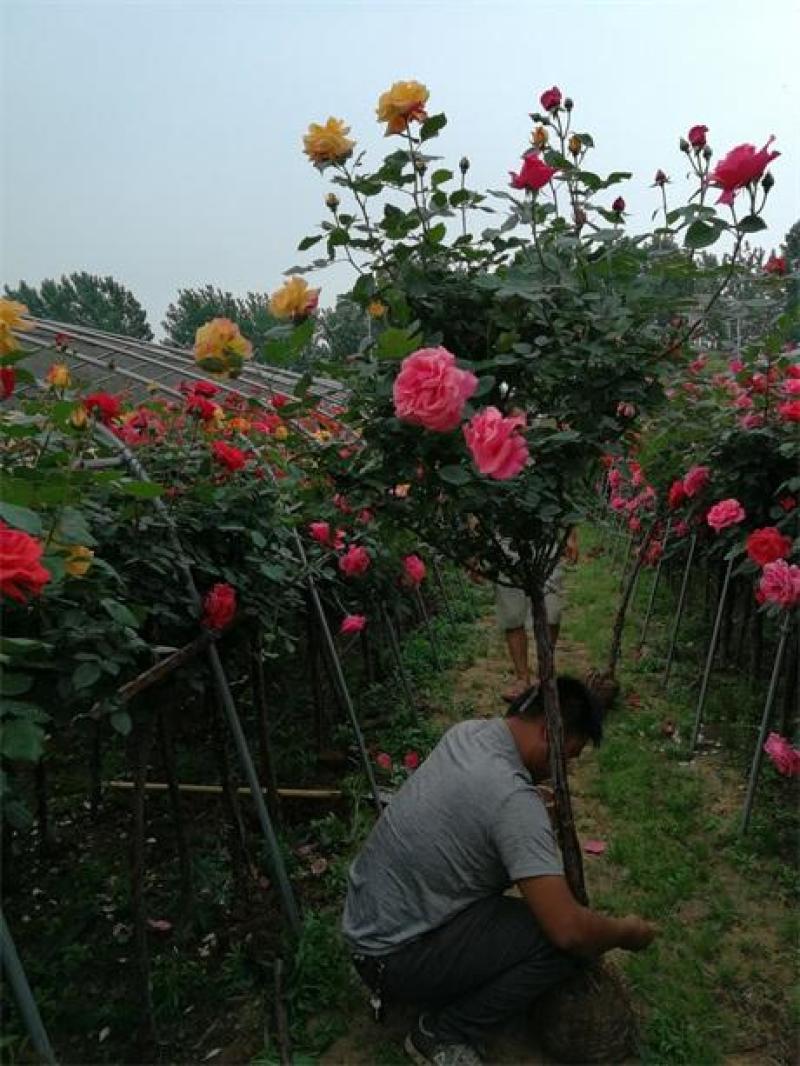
[0, 719, 45, 762]
[0, 502, 42, 536]
[737, 214, 767, 234]
[438, 465, 472, 486]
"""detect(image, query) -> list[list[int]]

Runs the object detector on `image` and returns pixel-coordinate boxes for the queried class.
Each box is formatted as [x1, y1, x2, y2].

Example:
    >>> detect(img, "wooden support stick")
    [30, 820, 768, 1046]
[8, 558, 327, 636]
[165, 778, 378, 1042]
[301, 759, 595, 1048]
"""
[107, 780, 342, 800]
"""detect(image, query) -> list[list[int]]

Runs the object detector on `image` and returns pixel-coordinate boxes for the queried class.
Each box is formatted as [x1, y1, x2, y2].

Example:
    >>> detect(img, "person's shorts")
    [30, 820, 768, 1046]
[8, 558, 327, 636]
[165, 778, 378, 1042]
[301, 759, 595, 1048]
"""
[494, 565, 564, 630]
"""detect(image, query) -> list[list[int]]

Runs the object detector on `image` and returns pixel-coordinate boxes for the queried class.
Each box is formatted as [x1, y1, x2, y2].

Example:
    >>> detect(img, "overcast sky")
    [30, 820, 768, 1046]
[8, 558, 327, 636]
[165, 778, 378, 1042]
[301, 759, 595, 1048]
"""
[2, 0, 798, 337]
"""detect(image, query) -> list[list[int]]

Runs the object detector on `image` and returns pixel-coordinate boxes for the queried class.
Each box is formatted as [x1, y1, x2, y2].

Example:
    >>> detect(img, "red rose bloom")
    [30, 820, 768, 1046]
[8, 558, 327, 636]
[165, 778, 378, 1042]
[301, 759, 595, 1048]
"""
[1, 367, 15, 400]
[709, 137, 780, 207]
[212, 440, 248, 471]
[540, 86, 562, 112]
[202, 583, 237, 630]
[746, 527, 793, 567]
[667, 480, 687, 510]
[687, 124, 709, 149]
[186, 394, 218, 421]
[765, 254, 787, 275]
[85, 392, 122, 423]
[510, 153, 558, 192]
[0, 523, 51, 602]
[191, 380, 218, 397]
[612, 196, 625, 213]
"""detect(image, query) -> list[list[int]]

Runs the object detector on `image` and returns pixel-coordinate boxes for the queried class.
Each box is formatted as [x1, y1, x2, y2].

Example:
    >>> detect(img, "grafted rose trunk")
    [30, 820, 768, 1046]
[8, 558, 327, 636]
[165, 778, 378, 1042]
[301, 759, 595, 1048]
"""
[528, 580, 588, 906]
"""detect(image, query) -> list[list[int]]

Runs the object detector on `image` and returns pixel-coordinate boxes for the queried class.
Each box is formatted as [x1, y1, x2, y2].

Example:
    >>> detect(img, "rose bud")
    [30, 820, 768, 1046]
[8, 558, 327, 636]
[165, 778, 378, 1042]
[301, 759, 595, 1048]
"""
[459, 156, 470, 174]
[564, 97, 574, 111]
[679, 137, 690, 153]
[762, 171, 775, 192]
[325, 192, 340, 211]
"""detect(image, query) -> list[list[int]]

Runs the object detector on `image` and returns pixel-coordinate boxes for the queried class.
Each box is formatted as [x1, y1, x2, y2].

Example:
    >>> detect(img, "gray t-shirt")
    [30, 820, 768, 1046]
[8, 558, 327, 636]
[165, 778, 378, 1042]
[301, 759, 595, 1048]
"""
[342, 718, 563, 955]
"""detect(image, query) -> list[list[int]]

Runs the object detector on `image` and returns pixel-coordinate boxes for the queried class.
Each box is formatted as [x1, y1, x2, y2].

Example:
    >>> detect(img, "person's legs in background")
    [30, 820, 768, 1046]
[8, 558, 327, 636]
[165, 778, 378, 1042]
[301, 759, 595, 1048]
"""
[495, 584, 530, 701]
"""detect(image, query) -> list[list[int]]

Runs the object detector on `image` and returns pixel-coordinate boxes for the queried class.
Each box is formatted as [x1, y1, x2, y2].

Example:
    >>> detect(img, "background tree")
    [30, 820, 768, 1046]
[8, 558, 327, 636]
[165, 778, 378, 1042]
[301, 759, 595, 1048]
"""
[162, 285, 279, 353]
[4, 272, 153, 340]
[309, 297, 371, 365]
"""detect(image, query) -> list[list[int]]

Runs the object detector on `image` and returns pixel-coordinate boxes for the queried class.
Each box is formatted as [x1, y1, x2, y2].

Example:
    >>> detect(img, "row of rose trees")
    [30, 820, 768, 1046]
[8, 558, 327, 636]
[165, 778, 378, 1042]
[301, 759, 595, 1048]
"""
[256, 79, 785, 1057]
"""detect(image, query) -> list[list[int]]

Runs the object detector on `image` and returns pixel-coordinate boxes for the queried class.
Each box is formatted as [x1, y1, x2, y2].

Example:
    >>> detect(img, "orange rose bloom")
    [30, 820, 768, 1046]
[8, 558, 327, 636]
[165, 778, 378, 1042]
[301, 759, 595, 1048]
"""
[303, 117, 355, 166]
[0, 298, 32, 355]
[46, 363, 72, 389]
[376, 80, 429, 135]
[193, 318, 252, 378]
[269, 277, 320, 320]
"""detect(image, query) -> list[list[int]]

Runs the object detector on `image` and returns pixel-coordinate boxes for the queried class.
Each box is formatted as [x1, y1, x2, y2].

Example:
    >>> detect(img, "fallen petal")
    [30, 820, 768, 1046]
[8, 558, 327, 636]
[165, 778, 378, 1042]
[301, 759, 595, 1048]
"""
[583, 839, 607, 855]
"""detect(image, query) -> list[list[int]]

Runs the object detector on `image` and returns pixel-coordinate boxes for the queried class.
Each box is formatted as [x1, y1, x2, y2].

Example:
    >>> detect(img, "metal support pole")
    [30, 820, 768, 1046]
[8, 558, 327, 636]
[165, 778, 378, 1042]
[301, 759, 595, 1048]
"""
[639, 519, 671, 649]
[415, 588, 442, 670]
[741, 613, 792, 834]
[432, 557, 455, 623]
[690, 555, 735, 751]
[379, 603, 417, 717]
[662, 534, 697, 687]
[95, 427, 300, 935]
[307, 580, 382, 811]
[0, 911, 57, 1065]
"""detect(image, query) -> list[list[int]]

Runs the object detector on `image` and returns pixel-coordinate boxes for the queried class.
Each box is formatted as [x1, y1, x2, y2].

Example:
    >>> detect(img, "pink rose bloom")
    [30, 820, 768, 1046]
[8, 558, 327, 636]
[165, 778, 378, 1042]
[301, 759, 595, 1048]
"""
[608, 468, 623, 491]
[357, 508, 374, 525]
[673, 520, 690, 538]
[375, 752, 392, 771]
[339, 614, 367, 635]
[339, 544, 371, 577]
[787, 364, 800, 379]
[763, 733, 800, 776]
[734, 393, 754, 410]
[403, 751, 421, 771]
[668, 480, 687, 510]
[309, 521, 331, 545]
[333, 493, 351, 513]
[740, 413, 765, 430]
[393, 346, 478, 432]
[682, 465, 710, 497]
[706, 498, 746, 533]
[782, 379, 800, 396]
[629, 462, 644, 487]
[778, 400, 800, 423]
[728, 358, 745, 374]
[758, 559, 800, 609]
[628, 516, 642, 533]
[610, 495, 626, 513]
[463, 407, 529, 480]
[687, 124, 709, 149]
[540, 85, 562, 111]
[689, 356, 707, 375]
[709, 137, 780, 206]
[403, 554, 426, 586]
[616, 401, 635, 418]
[510, 153, 559, 192]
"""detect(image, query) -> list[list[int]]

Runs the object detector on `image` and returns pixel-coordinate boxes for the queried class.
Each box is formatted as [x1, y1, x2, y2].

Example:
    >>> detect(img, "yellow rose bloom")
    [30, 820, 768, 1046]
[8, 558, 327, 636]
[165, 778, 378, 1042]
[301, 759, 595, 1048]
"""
[70, 405, 88, 429]
[376, 80, 429, 135]
[274, 425, 289, 441]
[269, 277, 320, 320]
[46, 363, 72, 389]
[303, 117, 355, 166]
[531, 126, 549, 149]
[0, 299, 32, 354]
[64, 545, 94, 578]
[193, 318, 252, 378]
[367, 300, 387, 318]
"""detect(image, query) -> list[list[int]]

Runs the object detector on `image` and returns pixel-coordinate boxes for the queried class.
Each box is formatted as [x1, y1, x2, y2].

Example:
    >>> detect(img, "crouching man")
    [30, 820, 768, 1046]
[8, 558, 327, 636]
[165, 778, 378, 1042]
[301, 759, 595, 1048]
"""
[342, 678, 656, 1066]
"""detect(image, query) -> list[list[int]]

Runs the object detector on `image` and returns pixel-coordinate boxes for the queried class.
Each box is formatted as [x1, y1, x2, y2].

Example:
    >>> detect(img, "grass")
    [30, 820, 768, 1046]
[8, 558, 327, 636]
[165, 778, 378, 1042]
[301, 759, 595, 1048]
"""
[563, 526, 798, 1065]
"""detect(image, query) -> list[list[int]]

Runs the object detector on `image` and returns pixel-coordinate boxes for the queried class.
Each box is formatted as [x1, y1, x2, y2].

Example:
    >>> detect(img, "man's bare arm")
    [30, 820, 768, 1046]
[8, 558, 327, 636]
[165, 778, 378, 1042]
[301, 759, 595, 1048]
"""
[517, 875, 657, 958]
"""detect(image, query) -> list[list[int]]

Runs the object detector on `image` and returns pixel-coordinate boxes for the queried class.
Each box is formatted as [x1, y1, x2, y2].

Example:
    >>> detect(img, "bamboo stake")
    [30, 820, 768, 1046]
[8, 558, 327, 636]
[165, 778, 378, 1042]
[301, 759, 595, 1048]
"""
[662, 533, 697, 687]
[689, 555, 735, 751]
[107, 781, 343, 800]
[740, 612, 793, 834]
[0, 911, 57, 1065]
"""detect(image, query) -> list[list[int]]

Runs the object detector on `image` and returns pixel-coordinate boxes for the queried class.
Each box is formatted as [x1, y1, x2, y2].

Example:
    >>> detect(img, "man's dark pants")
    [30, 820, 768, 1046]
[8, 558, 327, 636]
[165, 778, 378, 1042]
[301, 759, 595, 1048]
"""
[353, 894, 577, 1047]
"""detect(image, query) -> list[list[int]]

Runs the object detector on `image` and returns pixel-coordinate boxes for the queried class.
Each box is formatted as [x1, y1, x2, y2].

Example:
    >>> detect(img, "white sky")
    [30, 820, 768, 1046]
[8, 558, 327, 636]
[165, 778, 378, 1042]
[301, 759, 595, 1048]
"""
[2, 0, 798, 336]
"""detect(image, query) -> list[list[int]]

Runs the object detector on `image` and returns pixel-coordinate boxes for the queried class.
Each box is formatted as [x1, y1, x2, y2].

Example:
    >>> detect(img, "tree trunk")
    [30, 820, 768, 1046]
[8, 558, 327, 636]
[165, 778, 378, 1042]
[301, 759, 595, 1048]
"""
[157, 710, 193, 916]
[529, 581, 588, 906]
[249, 630, 283, 827]
[128, 715, 157, 1047]
[606, 525, 656, 680]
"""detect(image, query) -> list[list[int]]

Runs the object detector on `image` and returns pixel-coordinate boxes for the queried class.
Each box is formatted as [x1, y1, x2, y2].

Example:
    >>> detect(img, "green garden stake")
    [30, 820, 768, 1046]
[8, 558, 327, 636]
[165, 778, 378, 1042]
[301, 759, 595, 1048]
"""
[690, 554, 735, 752]
[94, 426, 301, 936]
[639, 518, 671, 649]
[415, 587, 442, 670]
[306, 577, 383, 812]
[0, 910, 57, 1065]
[432, 556, 455, 623]
[379, 601, 417, 717]
[740, 612, 792, 834]
[662, 533, 697, 687]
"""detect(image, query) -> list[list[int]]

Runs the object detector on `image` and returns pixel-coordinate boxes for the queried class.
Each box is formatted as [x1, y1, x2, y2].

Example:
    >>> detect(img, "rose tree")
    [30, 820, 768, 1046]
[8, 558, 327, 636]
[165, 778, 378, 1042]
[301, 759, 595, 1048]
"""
[281, 83, 781, 899]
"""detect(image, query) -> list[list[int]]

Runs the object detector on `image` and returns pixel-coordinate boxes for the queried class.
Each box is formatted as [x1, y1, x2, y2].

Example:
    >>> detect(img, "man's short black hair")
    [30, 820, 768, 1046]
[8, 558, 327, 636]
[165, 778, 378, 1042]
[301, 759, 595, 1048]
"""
[505, 676, 603, 746]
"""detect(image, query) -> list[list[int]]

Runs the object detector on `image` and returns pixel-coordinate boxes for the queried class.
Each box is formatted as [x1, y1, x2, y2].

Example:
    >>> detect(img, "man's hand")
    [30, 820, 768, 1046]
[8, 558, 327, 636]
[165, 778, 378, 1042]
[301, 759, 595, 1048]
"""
[564, 529, 579, 565]
[617, 915, 658, 952]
